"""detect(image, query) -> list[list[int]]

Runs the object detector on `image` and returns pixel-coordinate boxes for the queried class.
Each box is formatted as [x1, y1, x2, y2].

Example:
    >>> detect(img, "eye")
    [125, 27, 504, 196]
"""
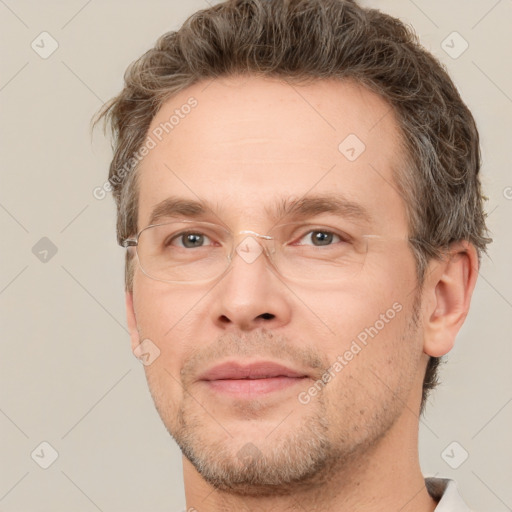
[296, 230, 345, 247]
[169, 232, 213, 249]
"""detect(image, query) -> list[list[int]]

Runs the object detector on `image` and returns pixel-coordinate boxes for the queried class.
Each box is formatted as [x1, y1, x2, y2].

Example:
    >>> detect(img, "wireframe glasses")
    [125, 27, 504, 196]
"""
[121, 219, 391, 284]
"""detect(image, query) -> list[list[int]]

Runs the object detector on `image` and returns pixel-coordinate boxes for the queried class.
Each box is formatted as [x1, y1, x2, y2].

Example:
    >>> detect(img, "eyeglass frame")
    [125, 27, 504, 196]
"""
[120, 218, 410, 285]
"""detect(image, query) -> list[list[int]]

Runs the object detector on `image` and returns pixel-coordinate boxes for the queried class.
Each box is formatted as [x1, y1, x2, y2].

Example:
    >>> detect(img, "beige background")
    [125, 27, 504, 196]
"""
[1, 1, 511, 510]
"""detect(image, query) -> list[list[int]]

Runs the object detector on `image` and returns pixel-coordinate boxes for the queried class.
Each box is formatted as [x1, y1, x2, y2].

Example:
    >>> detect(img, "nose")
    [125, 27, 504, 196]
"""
[209, 234, 292, 332]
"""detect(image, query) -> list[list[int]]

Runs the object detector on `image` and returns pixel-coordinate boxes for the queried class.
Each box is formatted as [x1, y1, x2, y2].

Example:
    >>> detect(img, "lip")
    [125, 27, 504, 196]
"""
[198, 360, 309, 381]
[197, 360, 310, 396]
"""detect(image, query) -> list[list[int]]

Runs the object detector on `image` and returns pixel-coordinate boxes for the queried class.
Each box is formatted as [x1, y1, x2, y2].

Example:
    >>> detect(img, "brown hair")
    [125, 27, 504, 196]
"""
[94, 0, 491, 413]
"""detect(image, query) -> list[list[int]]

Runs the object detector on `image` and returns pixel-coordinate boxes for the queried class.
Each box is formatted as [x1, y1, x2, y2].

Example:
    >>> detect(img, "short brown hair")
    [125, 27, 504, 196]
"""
[94, 0, 491, 413]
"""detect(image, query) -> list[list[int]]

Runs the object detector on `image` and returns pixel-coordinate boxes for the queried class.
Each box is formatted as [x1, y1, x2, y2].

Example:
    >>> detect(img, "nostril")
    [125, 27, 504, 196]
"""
[259, 313, 274, 320]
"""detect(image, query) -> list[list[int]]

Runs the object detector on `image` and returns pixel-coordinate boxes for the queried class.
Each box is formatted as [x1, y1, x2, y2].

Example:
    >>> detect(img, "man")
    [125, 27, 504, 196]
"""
[95, 0, 491, 509]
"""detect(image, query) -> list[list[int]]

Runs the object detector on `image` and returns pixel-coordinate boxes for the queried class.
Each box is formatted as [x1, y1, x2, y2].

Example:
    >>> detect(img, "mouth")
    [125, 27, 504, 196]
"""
[197, 360, 310, 396]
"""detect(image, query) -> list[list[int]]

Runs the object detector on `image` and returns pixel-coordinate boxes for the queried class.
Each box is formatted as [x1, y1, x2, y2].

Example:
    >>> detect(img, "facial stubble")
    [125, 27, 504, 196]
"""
[144, 303, 422, 497]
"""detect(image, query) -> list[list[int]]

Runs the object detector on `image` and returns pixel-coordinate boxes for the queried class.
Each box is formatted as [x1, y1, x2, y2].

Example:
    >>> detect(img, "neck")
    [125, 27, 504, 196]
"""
[182, 407, 437, 512]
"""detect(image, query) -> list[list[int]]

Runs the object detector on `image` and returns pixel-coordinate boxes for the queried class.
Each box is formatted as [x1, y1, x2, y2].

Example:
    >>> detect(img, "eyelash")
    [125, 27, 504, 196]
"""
[168, 228, 350, 248]
[293, 229, 348, 246]
[168, 232, 215, 248]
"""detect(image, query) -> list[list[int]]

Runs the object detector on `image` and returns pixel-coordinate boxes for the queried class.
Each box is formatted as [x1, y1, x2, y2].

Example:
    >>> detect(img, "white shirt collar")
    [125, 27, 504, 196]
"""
[426, 477, 473, 511]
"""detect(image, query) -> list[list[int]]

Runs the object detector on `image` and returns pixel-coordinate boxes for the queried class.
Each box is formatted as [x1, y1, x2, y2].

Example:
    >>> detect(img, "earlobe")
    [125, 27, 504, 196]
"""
[422, 242, 479, 358]
[126, 290, 140, 352]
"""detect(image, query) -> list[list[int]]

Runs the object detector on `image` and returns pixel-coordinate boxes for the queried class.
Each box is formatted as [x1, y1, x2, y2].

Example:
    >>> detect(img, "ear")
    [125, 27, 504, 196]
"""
[126, 290, 140, 353]
[422, 241, 479, 358]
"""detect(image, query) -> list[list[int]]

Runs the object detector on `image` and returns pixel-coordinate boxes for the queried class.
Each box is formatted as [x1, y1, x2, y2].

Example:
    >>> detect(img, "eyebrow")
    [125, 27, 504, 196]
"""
[148, 197, 215, 226]
[147, 194, 372, 227]
[269, 195, 372, 225]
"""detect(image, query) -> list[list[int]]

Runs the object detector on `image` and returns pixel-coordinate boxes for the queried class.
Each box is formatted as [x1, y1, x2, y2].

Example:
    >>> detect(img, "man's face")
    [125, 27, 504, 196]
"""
[128, 77, 427, 495]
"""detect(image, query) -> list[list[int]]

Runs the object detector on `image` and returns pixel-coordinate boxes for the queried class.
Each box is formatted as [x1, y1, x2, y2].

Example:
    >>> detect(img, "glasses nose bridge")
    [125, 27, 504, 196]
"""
[237, 229, 275, 250]
[237, 229, 274, 241]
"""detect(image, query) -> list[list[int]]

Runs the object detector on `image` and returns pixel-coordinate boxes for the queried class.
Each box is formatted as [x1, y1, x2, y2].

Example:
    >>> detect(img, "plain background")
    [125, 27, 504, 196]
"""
[1, 1, 511, 510]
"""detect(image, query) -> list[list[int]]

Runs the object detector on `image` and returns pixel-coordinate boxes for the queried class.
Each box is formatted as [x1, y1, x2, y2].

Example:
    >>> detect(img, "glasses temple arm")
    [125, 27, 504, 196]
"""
[121, 239, 137, 248]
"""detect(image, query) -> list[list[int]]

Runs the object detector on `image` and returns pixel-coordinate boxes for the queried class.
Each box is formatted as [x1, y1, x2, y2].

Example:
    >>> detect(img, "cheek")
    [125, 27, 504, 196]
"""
[132, 278, 205, 376]
[318, 298, 421, 430]
[133, 274, 201, 336]
[289, 271, 411, 349]
[133, 282, 199, 416]
[293, 251, 419, 388]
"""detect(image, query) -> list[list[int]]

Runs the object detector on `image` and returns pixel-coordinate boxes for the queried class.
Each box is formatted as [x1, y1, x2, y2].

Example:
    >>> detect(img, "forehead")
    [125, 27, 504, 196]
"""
[136, 76, 408, 234]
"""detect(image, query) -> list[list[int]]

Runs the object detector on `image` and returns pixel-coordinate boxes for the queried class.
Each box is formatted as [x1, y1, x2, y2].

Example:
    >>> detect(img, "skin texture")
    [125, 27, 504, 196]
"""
[125, 76, 479, 511]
